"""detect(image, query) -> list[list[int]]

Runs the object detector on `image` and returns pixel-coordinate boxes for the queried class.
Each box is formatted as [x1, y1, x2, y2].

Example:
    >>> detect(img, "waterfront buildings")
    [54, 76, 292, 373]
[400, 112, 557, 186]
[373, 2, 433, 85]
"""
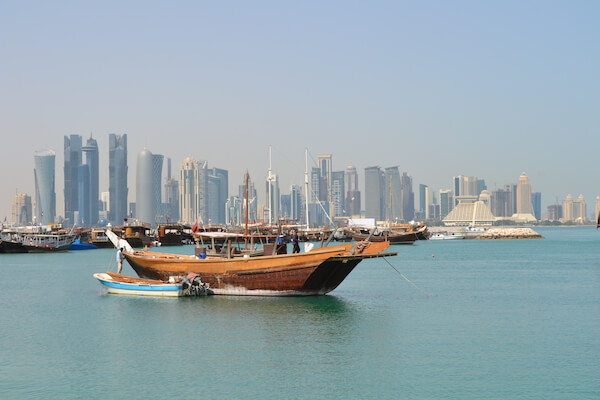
[34, 149, 56, 225]
[109, 134, 128, 224]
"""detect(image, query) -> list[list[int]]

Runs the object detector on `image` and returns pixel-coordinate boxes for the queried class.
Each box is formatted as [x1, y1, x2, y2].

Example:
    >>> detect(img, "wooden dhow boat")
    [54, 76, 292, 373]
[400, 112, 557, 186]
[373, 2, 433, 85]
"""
[106, 230, 396, 296]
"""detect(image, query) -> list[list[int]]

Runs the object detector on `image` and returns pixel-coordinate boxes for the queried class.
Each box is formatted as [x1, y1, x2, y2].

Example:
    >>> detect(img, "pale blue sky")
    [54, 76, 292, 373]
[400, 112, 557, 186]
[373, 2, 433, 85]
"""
[1, 1, 599, 219]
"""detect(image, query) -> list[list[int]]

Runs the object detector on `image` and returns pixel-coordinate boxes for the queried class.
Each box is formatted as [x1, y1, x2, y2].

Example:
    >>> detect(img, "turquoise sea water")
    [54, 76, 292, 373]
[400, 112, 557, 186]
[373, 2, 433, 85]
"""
[1, 227, 599, 399]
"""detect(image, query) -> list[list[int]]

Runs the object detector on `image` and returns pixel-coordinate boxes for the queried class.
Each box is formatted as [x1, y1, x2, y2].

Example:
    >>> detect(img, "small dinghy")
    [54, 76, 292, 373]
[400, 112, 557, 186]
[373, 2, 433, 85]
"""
[93, 272, 212, 297]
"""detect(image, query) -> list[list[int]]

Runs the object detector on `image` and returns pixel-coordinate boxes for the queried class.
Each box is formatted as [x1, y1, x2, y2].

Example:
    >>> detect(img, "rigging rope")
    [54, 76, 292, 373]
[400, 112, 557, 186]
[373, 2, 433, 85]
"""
[383, 257, 430, 298]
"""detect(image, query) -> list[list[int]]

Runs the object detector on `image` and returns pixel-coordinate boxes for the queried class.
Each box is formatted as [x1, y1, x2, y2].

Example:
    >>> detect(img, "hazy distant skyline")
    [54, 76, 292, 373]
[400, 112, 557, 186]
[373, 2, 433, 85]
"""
[2, 1, 599, 219]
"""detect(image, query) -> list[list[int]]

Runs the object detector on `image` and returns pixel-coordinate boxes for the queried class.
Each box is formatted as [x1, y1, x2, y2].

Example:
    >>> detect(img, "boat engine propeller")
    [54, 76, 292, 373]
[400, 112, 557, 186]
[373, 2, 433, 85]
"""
[181, 273, 212, 296]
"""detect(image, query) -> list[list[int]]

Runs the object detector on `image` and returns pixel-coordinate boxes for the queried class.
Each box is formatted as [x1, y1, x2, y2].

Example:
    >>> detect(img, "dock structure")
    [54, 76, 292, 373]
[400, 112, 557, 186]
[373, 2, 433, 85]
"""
[476, 228, 543, 239]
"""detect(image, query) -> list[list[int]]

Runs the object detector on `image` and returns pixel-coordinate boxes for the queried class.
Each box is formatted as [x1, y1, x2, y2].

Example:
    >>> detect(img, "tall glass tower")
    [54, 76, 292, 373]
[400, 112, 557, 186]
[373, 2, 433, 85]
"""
[109, 134, 128, 224]
[83, 136, 99, 225]
[136, 147, 155, 225]
[34, 149, 56, 225]
[64, 135, 82, 225]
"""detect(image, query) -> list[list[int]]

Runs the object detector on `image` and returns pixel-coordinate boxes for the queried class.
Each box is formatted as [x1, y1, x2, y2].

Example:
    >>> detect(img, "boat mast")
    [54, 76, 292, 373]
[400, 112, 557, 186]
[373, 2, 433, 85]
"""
[304, 148, 310, 229]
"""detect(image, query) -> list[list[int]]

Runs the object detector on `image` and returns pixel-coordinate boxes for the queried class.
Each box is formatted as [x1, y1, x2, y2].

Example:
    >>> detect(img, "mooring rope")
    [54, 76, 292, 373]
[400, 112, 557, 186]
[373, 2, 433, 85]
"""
[383, 258, 430, 298]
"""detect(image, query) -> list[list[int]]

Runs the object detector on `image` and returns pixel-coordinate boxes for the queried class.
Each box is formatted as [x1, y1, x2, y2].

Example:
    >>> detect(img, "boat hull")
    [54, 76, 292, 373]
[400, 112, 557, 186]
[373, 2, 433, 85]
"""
[124, 242, 394, 296]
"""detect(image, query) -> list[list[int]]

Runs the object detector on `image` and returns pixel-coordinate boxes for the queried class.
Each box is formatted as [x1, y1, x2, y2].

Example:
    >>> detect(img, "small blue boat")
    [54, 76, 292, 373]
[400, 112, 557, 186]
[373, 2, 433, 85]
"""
[70, 239, 98, 250]
[93, 272, 212, 297]
[93, 272, 184, 297]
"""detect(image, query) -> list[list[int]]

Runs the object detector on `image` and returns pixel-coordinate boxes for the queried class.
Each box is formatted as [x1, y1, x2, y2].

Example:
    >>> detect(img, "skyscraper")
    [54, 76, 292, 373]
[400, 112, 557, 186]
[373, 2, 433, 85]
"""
[563, 194, 574, 222]
[331, 170, 345, 217]
[516, 173, 533, 215]
[384, 167, 401, 221]
[82, 136, 99, 225]
[265, 173, 280, 223]
[344, 164, 360, 217]
[439, 189, 453, 219]
[290, 184, 302, 222]
[318, 154, 332, 202]
[179, 157, 207, 225]
[364, 166, 384, 220]
[77, 164, 90, 225]
[109, 134, 128, 224]
[207, 168, 228, 225]
[34, 149, 56, 224]
[400, 172, 415, 221]
[152, 154, 164, 223]
[136, 148, 155, 224]
[64, 135, 82, 225]
[11, 193, 32, 226]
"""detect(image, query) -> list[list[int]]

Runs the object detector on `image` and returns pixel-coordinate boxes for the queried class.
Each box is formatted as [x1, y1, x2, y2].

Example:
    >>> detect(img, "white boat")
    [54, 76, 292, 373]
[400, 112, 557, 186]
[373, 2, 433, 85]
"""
[93, 272, 184, 297]
[429, 232, 464, 240]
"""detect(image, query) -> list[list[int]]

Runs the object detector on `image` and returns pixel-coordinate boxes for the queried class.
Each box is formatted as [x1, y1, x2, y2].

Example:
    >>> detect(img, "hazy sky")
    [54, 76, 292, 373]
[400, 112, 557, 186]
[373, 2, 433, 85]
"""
[2, 1, 599, 219]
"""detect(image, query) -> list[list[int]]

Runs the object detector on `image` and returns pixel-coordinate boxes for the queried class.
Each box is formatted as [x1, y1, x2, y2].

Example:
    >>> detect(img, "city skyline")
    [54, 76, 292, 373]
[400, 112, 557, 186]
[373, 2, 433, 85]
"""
[2, 2, 599, 219]
[4, 136, 599, 224]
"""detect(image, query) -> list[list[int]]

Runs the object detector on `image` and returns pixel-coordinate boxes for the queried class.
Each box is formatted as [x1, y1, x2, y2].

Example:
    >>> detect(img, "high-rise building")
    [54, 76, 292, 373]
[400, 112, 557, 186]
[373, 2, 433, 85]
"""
[11, 193, 32, 226]
[384, 167, 401, 222]
[439, 189, 453, 219]
[419, 184, 428, 216]
[207, 168, 228, 225]
[310, 167, 322, 203]
[401, 172, 415, 221]
[77, 164, 90, 225]
[318, 154, 332, 202]
[109, 134, 128, 224]
[136, 148, 155, 225]
[265, 173, 280, 223]
[516, 173, 533, 215]
[344, 164, 360, 217]
[152, 154, 164, 223]
[82, 136, 99, 225]
[574, 195, 587, 223]
[64, 135, 82, 225]
[290, 184, 302, 222]
[563, 194, 574, 222]
[331, 171, 345, 217]
[532, 192, 542, 221]
[491, 187, 513, 218]
[547, 204, 563, 221]
[238, 173, 257, 223]
[595, 197, 600, 223]
[179, 157, 207, 225]
[34, 149, 56, 224]
[364, 166, 384, 220]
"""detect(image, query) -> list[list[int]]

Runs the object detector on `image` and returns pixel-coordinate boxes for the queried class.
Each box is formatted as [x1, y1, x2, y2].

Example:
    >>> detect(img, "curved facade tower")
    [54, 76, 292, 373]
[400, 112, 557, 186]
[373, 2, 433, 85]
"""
[34, 149, 56, 225]
[136, 147, 155, 225]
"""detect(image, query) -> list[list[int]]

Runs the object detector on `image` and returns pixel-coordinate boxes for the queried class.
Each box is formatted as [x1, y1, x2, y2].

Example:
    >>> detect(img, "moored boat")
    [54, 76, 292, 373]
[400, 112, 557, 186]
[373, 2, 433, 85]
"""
[0, 226, 76, 253]
[106, 230, 395, 296]
[93, 272, 185, 297]
[429, 232, 464, 240]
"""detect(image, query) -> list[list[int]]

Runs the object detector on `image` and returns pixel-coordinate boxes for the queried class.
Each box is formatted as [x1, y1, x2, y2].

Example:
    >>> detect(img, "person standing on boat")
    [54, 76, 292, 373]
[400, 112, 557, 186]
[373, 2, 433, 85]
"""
[291, 230, 300, 253]
[116, 247, 125, 274]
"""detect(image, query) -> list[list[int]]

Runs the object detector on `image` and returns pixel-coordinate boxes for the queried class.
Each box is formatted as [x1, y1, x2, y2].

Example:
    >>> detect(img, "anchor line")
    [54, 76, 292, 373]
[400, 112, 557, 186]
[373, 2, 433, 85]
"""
[383, 258, 430, 298]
